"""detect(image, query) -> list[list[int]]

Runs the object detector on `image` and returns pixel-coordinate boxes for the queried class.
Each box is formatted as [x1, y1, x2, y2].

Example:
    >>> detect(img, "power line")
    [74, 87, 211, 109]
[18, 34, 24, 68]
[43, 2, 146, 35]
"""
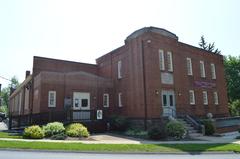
[0, 75, 11, 82]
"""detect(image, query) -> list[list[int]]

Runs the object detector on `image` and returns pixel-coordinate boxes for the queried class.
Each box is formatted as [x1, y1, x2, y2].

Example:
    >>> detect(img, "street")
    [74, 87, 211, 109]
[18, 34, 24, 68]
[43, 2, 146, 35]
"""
[0, 150, 239, 159]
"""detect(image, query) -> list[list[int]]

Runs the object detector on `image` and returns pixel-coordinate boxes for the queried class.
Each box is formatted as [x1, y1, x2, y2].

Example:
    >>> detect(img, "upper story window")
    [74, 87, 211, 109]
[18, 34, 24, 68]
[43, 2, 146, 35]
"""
[159, 49, 165, 70]
[202, 91, 208, 105]
[167, 51, 173, 72]
[186, 57, 193, 76]
[48, 91, 56, 107]
[118, 92, 122, 107]
[117, 60, 122, 79]
[213, 91, 219, 105]
[200, 60, 206, 78]
[211, 63, 216, 79]
[103, 93, 109, 107]
[189, 90, 195, 105]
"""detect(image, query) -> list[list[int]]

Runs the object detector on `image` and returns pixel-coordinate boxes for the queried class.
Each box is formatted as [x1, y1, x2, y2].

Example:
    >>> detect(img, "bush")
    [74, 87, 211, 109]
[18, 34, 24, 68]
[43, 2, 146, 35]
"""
[125, 128, 148, 139]
[202, 119, 215, 135]
[110, 115, 129, 131]
[165, 120, 186, 140]
[229, 100, 240, 116]
[51, 132, 67, 140]
[43, 122, 65, 137]
[23, 125, 44, 139]
[148, 126, 166, 140]
[66, 123, 89, 138]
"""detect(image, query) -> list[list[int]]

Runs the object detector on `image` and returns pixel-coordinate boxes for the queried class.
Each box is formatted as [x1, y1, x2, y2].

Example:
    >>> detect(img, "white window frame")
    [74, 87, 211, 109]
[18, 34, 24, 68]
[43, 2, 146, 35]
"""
[103, 93, 109, 107]
[189, 90, 195, 105]
[159, 49, 165, 70]
[186, 57, 193, 75]
[167, 51, 173, 72]
[211, 63, 216, 79]
[202, 91, 208, 105]
[200, 60, 206, 78]
[48, 91, 56, 107]
[117, 60, 122, 79]
[118, 92, 122, 107]
[213, 91, 219, 105]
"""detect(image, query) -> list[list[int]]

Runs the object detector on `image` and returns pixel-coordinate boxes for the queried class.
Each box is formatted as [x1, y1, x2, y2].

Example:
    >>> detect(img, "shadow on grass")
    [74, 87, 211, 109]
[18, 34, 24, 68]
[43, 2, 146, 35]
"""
[153, 143, 240, 154]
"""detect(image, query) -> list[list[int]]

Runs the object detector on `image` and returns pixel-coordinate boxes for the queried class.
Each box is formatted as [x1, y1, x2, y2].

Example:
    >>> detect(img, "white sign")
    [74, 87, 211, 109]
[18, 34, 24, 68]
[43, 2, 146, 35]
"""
[161, 72, 174, 84]
[97, 110, 103, 120]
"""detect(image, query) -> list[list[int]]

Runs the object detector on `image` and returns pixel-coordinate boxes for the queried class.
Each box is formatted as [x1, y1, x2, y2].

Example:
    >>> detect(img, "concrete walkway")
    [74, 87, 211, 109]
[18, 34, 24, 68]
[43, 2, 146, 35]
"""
[0, 133, 240, 144]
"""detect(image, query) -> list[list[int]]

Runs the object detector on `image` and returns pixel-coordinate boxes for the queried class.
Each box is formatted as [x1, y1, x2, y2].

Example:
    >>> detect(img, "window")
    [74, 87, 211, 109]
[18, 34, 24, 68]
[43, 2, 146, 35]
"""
[103, 93, 109, 107]
[163, 94, 167, 106]
[186, 57, 193, 75]
[202, 91, 208, 105]
[118, 93, 122, 107]
[117, 60, 122, 79]
[74, 99, 79, 107]
[81, 99, 88, 107]
[189, 90, 195, 105]
[200, 61, 206, 78]
[213, 91, 219, 105]
[48, 91, 56, 107]
[211, 63, 216, 79]
[167, 51, 173, 72]
[159, 49, 165, 70]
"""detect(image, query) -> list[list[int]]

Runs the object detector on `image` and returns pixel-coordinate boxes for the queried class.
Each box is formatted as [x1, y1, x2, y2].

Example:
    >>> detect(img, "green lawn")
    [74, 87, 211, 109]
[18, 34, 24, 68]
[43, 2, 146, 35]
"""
[0, 132, 22, 139]
[0, 140, 239, 152]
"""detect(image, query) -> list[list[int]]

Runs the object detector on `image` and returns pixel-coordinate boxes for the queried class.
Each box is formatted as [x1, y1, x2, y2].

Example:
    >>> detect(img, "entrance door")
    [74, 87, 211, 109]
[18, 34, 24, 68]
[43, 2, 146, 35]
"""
[72, 92, 90, 120]
[162, 90, 176, 117]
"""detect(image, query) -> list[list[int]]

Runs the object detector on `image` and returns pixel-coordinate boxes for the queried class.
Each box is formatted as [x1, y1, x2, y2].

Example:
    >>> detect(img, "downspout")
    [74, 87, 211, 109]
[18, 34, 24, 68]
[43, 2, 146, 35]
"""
[141, 40, 148, 130]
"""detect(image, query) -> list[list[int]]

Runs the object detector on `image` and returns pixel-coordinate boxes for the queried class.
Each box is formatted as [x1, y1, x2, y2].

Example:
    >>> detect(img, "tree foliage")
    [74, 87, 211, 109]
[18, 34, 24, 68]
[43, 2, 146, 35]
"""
[224, 56, 240, 102]
[0, 76, 19, 107]
[199, 35, 221, 54]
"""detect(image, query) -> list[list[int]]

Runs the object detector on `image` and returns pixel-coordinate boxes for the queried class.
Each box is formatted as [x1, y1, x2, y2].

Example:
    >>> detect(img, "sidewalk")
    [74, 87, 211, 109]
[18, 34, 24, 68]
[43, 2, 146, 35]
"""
[0, 133, 240, 144]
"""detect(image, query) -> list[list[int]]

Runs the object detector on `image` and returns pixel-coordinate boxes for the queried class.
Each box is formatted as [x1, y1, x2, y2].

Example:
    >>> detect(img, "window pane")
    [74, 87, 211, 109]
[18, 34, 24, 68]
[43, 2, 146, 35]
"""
[81, 99, 88, 107]
[159, 50, 165, 70]
[163, 95, 167, 106]
[169, 95, 173, 106]
[75, 99, 79, 107]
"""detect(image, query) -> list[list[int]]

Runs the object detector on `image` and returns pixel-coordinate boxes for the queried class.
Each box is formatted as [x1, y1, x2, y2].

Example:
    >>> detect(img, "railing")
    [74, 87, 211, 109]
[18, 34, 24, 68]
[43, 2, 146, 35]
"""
[9, 109, 100, 129]
[162, 107, 176, 118]
[176, 107, 204, 134]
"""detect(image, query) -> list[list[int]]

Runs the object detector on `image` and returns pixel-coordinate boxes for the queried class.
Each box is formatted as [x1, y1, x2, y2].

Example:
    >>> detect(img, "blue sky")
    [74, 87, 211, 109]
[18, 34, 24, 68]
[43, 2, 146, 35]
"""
[0, 0, 239, 88]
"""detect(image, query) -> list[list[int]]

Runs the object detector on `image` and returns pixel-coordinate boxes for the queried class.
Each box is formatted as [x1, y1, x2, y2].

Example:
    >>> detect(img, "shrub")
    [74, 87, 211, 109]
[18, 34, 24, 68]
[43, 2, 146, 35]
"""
[165, 120, 186, 140]
[51, 132, 67, 140]
[66, 123, 90, 138]
[23, 125, 44, 139]
[125, 128, 148, 139]
[202, 119, 215, 135]
[43, 122, 65, 137]
[110, 115, 129, 131]
[148, 126, 166, 140]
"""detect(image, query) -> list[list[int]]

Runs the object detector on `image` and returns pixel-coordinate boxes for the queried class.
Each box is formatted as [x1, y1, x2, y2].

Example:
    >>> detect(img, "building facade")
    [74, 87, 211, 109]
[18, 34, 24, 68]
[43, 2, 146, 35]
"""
[9, 27, 229, 129]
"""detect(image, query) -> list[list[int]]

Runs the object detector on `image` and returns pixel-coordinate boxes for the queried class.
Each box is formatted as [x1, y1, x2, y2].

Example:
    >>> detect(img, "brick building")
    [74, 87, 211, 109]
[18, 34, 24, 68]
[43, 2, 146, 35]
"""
[9, 27, 229, 130]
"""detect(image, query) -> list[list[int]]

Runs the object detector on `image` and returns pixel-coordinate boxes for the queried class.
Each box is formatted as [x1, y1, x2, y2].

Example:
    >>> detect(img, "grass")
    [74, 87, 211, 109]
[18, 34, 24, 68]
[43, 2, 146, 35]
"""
[0, 140, 239, 152]
[0, 132, 22, 139]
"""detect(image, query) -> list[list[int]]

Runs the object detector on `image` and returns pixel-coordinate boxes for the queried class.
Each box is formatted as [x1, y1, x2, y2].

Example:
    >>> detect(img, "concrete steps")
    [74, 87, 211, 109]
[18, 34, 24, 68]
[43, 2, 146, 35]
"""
[177, 118, 203, 138]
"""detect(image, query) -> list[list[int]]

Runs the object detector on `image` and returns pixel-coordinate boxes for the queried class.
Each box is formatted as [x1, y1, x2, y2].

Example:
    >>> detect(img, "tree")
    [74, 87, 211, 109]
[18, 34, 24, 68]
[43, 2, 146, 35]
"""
[224, 56, 240, 102]
[199, 35, 221, 54]
[0, 76, 19, 107]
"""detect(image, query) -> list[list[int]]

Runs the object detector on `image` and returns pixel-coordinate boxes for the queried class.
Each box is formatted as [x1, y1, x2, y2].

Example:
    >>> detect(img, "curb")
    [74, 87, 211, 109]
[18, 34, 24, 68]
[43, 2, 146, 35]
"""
[0, 148, 237, 155]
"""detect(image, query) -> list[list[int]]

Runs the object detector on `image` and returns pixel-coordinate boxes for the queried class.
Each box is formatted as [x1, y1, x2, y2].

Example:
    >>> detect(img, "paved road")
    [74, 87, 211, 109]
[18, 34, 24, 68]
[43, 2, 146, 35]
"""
[0, 150, 239, 159]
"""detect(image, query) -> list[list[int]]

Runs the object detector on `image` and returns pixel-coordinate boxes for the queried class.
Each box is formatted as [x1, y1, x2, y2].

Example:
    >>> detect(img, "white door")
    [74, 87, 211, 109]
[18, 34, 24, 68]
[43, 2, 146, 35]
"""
[73, 92, 90, 110]
[162, 90, 176, 117]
